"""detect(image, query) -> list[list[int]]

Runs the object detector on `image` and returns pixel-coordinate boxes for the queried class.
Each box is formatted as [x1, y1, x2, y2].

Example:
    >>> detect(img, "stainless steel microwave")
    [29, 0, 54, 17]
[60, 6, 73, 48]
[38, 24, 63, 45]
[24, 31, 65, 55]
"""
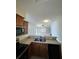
[16, 27, 24, 36]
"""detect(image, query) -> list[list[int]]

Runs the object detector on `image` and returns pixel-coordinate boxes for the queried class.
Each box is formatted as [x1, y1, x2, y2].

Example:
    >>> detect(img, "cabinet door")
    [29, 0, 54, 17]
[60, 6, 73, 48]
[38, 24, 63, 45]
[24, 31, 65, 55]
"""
[32, 43, 40, 56]
[39, 44, 48, 57]
[28, 43, 48, 58]
[16, 14, 24, 26]
[23, 21, 28, 33]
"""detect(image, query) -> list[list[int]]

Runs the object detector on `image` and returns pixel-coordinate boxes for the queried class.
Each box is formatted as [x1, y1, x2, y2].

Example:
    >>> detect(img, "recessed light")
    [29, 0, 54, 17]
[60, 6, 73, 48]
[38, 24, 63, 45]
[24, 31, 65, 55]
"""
[43, 19, 49, 23]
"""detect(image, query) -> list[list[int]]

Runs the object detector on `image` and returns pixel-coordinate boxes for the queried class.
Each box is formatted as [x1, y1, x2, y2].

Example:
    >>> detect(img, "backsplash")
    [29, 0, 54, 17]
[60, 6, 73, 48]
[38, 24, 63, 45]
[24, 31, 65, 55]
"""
[16, 34, 28, 40]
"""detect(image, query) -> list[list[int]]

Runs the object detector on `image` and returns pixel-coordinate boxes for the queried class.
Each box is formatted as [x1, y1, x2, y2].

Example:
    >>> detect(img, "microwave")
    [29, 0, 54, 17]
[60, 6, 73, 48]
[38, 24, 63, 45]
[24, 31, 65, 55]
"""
[16, 27, 24, 36]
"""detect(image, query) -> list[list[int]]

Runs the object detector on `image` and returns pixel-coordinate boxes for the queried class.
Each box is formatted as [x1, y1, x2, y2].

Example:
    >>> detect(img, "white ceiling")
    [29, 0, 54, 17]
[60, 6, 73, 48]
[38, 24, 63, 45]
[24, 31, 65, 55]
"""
[16, 0, 62, 26]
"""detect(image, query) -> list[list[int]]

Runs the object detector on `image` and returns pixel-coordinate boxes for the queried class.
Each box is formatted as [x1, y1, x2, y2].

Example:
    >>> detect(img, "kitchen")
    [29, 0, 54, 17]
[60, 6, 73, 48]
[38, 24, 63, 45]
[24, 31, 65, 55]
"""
[16, 0, 62, 59]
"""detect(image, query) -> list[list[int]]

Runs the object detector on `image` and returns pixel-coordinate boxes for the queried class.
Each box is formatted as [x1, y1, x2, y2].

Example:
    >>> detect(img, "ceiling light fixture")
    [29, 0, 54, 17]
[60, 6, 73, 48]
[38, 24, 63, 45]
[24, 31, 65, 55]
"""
[43, 19, 49, 23]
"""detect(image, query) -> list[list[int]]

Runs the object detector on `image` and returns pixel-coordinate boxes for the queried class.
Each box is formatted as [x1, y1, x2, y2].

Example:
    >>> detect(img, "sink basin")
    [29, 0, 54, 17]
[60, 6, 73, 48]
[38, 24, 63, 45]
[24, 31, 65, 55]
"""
[34, 37, 46, 42]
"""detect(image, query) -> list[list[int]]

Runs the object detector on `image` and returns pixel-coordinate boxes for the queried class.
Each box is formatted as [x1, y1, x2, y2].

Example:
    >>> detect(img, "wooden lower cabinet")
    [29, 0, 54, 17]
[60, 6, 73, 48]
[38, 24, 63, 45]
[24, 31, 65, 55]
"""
[32, 43, 40, 56]
[28, 42, 48, 59]
[39, 44, 48, 57]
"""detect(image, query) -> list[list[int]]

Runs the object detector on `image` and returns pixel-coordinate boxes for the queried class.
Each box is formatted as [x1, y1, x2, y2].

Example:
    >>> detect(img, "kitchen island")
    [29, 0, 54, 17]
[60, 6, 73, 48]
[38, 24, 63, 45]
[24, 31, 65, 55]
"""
[17, 36, 61, 59]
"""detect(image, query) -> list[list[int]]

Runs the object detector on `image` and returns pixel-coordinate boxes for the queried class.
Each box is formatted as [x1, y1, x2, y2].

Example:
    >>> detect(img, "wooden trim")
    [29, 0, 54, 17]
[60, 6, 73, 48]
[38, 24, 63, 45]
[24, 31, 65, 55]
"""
[16, 13, 24, 19]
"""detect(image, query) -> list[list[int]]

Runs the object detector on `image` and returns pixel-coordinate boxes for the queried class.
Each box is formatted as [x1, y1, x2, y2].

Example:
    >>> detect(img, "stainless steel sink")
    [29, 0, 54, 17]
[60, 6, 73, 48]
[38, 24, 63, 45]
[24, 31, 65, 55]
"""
[34, 37, 46, 42]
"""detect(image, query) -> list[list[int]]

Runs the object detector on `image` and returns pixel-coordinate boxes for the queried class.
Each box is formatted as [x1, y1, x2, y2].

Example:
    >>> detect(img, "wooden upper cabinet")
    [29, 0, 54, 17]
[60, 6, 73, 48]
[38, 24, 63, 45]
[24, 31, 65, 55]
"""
[23, 21, 28, 33]
[16, 14, 24, 26]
